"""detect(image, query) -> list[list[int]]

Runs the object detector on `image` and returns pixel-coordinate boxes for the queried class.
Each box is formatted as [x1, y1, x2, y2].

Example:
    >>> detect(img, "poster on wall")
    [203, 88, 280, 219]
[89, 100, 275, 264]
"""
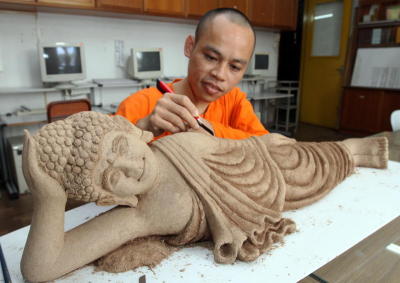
[351, 47, 400, 89]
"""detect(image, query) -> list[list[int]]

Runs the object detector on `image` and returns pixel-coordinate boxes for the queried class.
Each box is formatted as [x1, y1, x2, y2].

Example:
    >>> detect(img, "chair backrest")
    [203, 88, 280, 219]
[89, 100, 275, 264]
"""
[47, 99, 91, 123]
[391, 110, 400, 131]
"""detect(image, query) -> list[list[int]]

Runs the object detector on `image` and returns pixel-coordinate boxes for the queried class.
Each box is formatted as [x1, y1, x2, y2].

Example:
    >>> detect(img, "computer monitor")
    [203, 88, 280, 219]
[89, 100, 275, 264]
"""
[128, 48, 163, 80]
[245, 52, 269, 76]
[39, 42, 86, 84]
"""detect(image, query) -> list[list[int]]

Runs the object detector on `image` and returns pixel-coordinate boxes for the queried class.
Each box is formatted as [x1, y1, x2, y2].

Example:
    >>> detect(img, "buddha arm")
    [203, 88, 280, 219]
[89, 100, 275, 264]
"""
[20, 133, 153, 282]
[21, 199, 150, 282]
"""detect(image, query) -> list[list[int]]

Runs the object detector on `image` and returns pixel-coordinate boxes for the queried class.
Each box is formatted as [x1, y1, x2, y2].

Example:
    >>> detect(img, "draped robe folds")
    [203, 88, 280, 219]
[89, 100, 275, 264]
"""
[151, 133, 355, 264]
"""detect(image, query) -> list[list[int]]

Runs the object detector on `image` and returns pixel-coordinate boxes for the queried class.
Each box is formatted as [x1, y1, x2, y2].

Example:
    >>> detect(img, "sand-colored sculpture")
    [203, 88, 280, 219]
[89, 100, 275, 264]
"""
[20, 111, 388, 282]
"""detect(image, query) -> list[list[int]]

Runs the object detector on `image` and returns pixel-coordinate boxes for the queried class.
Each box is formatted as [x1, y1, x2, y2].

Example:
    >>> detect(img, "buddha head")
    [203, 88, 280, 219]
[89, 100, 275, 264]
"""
[29, 111, 157, 207]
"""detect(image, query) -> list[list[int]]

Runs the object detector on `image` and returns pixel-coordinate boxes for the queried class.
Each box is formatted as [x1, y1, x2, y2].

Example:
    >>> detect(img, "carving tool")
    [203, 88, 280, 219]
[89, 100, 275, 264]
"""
[156, 79, 214, 136]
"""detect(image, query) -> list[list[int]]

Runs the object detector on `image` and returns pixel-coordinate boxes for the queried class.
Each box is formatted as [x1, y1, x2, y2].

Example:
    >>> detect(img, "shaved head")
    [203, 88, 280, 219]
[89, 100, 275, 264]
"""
[195, 8, 256, 49]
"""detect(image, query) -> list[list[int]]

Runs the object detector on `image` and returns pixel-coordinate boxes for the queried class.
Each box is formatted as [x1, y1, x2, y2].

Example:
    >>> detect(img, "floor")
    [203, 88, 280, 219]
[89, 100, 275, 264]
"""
[1, 123, 399, 282]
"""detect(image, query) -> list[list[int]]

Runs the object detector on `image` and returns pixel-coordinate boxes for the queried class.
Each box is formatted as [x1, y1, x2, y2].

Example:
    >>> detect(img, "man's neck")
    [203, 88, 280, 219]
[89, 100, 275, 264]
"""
[173, 78, 209, 115]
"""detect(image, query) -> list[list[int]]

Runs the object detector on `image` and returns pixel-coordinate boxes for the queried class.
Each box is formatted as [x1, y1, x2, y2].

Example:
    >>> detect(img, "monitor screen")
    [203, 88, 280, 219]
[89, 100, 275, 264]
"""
[136, 51, 161, 72]
[39, 43, 86, 83]
[43, 46, 83, 75]
[255, 54, 269, 70]
[128, 48, 163, 80]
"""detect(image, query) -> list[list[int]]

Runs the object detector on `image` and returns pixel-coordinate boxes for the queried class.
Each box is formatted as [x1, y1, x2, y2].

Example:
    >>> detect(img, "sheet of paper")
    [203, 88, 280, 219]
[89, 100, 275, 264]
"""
[351, 47, 400, 89]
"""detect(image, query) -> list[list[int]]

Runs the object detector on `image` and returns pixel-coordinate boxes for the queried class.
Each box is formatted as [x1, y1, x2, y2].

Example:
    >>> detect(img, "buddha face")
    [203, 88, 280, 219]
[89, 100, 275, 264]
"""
[93, 130, 158, 207]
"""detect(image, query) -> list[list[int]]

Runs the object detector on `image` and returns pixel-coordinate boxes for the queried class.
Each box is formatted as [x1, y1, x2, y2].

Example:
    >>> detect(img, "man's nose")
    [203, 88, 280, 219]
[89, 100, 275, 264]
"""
[210, 63, 226, 81]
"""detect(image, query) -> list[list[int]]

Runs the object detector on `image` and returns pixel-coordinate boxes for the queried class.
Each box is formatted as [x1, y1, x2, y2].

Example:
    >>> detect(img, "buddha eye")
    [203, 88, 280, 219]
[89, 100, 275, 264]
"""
[110, 170, 121, 187]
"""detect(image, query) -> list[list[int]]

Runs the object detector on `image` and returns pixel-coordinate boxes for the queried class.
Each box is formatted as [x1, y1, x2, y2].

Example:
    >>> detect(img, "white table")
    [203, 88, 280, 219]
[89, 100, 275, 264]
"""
[248, 92, 293, 126]
[1, 161, 400, 283]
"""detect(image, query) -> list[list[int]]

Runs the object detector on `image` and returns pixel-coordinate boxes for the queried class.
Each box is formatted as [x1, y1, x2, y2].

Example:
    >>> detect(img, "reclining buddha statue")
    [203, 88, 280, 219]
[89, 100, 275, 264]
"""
[20, 111, 388, 282]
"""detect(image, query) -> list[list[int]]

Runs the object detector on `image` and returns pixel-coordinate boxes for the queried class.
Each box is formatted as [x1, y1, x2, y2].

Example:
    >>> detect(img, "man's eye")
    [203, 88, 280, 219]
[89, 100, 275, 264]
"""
[230, 65, 241, 72]
[205, 54, 217, 61]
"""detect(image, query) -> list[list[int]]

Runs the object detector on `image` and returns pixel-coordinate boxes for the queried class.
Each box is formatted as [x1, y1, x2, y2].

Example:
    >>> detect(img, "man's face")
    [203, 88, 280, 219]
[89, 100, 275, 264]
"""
[185, 15, 254, 104]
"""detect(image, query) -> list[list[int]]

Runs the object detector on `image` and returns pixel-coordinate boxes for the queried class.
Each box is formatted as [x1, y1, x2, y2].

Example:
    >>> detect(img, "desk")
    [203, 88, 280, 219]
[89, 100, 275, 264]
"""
[248, 92, 293, 127]
[1, 160, 399, 283]
[0, 84, 97, 105]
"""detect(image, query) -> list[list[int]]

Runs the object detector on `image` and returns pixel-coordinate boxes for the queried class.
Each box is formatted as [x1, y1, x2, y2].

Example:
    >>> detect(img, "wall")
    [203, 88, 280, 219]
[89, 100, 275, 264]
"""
[0, 10, 279, 115]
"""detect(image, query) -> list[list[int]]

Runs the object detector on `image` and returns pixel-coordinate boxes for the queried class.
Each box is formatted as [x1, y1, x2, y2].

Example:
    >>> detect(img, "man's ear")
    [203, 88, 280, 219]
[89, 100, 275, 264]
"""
[184, 35, 195, 58]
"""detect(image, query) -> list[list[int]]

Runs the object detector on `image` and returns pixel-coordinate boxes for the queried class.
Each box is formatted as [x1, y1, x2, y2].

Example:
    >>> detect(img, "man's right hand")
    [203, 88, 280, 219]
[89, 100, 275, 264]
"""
[136, 92, 200, 136]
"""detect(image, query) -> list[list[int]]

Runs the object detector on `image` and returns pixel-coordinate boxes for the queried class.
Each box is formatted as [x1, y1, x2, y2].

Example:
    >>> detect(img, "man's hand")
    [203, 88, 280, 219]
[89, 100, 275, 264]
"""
[136, 92, 200, 136]
[189, 117, 214, 136]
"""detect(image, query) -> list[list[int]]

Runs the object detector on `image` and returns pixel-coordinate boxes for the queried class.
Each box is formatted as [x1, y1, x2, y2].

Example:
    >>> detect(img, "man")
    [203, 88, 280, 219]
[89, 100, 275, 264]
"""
[116, 8, 268, 140]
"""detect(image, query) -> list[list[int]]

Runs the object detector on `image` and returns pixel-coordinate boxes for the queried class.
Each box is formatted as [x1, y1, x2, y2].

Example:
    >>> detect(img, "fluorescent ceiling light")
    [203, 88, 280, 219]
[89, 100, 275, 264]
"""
[386, 243, 400, 255]
[55, 42, 66, 46]
[315, 13, 333, 20]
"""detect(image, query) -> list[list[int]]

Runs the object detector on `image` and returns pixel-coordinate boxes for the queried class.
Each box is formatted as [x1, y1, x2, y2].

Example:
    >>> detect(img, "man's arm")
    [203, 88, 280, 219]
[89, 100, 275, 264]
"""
[116, 89, 200, 136]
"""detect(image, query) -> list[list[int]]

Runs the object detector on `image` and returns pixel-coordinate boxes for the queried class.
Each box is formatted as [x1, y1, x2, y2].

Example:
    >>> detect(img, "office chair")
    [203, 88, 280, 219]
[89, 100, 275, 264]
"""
[47, 99, 91, 123]
[391, 110, 400, 131]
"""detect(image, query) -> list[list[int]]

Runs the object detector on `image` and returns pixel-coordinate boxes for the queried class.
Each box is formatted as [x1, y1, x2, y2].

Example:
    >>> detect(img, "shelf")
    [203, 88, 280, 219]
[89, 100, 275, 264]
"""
[344, 86, 400, 92]
[359, 43, 400, 48]
[358, 20, 400, 28]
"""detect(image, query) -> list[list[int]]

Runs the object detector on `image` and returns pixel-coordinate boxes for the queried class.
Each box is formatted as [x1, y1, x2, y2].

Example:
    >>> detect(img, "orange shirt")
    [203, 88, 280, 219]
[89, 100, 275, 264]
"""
[116, 81, 269, 140]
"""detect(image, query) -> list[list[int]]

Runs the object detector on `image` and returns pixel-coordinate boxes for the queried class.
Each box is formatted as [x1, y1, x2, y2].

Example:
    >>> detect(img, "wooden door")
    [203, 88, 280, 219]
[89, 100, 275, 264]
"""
[37, 0, 95, 7]
[186, 0, 217, 18]
[97, 0, 142, 11]
[299, 0, 352, 128]
[144, 0, 185, 16]
[219, 0, 248, 16]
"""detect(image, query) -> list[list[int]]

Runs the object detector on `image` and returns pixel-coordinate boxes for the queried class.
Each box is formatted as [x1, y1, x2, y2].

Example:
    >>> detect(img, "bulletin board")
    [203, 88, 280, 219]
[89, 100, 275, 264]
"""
[351, 47, 400, 89]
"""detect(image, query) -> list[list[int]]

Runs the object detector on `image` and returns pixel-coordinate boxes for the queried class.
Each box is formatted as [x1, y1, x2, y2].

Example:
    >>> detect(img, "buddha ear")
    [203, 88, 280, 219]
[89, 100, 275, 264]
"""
[112, 115, 153, 143]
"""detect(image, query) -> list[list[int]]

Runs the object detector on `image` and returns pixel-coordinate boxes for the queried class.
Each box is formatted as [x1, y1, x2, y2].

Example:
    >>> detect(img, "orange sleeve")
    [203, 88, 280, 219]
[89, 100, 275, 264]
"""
[115, 87, 162, 124]
[204, 88, 269, 139]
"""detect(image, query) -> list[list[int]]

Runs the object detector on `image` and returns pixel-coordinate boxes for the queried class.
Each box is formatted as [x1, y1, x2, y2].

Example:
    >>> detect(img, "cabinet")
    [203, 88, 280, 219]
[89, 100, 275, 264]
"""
[97, 0, 142, 12]
[0, 0, 34, 3]
[340, 1, 400, 134]
[37, 0, 95, 8]
[219, 0, 248, 16]
[186, 0, 218, 18]
[273, 0, 298, 29]
[249, 0, 297, 30]
[340, 88, 383, 133]
[0, 0, 298, 30]
[340, 87, 400, 134]
[144, 0, 185, 17]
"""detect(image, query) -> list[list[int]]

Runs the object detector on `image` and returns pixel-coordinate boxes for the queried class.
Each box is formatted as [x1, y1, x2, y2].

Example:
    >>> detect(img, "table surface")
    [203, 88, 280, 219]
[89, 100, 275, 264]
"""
[1, 158, 399, 283]
[248, 92, 293, 100]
